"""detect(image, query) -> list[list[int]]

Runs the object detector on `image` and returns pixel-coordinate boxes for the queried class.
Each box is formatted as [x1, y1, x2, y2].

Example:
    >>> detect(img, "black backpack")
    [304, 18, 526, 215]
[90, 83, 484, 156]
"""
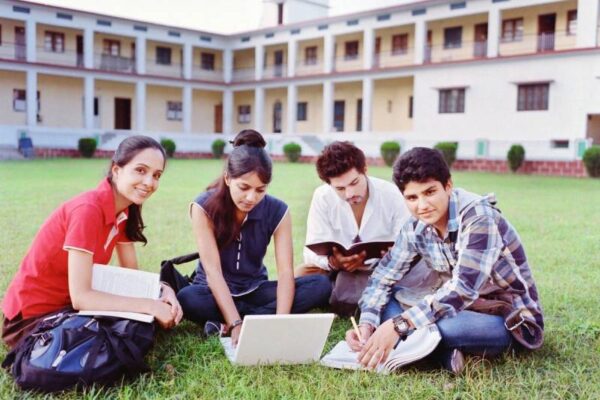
[159, 252, 199, 294]
[2, 311, 155, 393]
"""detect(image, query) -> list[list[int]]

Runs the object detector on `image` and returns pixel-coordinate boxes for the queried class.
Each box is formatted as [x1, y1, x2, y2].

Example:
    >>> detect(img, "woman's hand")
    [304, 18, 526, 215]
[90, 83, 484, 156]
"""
[345, 324, 374, 352]
[160, 283, 183, 325]
[231, 324, 242, 346]
[150, 300, 177, 329]
[358, 319, 399, 369]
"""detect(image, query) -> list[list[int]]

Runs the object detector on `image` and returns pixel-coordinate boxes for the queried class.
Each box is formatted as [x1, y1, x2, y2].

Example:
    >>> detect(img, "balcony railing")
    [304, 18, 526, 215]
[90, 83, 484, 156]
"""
[95, 53, 135, 73]
[145, 60, 183, 78]
[191, 65, 224, 82]
[372, 49, 414, 69]
[295, 59, 323, 76]
[232, 66, 255, 82]
[424, 39, 489, 64]
[498, 30, 576, 57]
[332, 54, 362, 72]
[36, 46, 82, 67]
[263, 63, 287, 79]
[0, 41, 27, 61]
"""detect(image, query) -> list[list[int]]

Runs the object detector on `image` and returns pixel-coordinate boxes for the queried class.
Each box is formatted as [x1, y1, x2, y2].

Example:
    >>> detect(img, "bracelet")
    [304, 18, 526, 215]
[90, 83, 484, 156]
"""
[228, 319, 243, 333]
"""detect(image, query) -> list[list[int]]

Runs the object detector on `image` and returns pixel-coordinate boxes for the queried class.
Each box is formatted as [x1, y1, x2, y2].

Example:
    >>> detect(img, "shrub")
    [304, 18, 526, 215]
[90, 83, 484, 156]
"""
[507, 144, 526, 173]
[211, 139, 226, 159]
[434, 142, 458, 168]
[78, 137, 97, 158]
[380, 141, 401, 167]
[160, 138, 176, 158]
[283, 142, 302, 163]
[582, 146, 600, 178]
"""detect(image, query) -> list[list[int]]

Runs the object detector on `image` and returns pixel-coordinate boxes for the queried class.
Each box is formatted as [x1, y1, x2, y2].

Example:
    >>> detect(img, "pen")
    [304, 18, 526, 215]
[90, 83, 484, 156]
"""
[350, 316, 364, 343]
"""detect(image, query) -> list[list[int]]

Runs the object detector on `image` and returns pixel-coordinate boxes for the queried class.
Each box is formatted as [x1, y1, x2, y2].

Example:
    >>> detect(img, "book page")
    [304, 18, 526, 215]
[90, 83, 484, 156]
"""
[78, 310, 154, 323]
[91, 264, 160, 300]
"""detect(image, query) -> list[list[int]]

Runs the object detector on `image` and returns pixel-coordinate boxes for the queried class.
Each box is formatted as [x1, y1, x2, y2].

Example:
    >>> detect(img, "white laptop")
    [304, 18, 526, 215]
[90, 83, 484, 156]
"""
[219, 314, 335, 366]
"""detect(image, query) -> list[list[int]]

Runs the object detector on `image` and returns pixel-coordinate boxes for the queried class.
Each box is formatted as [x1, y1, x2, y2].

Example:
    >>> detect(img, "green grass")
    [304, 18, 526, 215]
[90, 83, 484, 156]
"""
[1, 159, 599, 399]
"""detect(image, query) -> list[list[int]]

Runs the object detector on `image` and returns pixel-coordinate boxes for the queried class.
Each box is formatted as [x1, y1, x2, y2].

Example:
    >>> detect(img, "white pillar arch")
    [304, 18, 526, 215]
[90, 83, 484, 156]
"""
[361, 77, 373, 133]
[135, 36, 146, 74]
[84, 28, 94, 68]
[25, 19, 36, 63]
[286, 84, 297, 134]
[223, 89, 233, 135]
[287, 40, 297, 78]
[84, 76, 95, 130]
[254, 87, 265, 133]
[487, 7, 501, 58]
[223, 48, 233, 83]
[322, 81, 333, 133]
[26, 71, 37, 127]
[323, 34, 333, 73]
[363, 28, 374, 70]
[255, 45, 264, 80]
[414, 19, 426, 65]
[182, 86, 192, 133]
[183, 43, 193, 80]
[135, 81, 146, 132]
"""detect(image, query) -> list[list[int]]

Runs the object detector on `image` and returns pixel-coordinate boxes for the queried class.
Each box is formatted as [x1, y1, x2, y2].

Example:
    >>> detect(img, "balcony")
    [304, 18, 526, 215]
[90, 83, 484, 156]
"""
[333, 54, 362, 73]
[372, 48, 414, 69]
[95, 53, 135, 73]
[0, 41, 27, 62]
[498, 30, 576, 57]
[36, 46, 82, 67]
[263, 63, 287, 79]
[295, 59, 323, 76]
[232, 66, 255, 82]
[191, 65, 224, 82]
[145, 61, 183, 78]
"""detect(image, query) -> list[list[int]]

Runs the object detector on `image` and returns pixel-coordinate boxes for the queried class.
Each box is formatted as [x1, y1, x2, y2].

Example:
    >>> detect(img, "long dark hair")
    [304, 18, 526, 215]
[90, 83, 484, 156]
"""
[107, 135, 166, 245]
[203, 130, 272, 248]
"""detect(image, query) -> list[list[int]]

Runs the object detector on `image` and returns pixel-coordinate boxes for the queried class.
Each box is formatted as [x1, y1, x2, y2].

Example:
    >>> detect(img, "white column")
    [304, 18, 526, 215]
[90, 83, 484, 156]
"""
[135, 81, 146, 132]
[183, 86, 192, 133]
[414, 19, 426, 64]
[577, 0, 600, 48]
[323, 34, 333, 73]
[487, 7, 501, 58]
[223, 48, 233, 83]
[25, 20, 36, 62]
[223, 89, 233, 135]
[84, 28, 94, 68]
[287, 40, 297, 78]
[84, 76, 94, 130]
[135, 36, 146, 74]
[322, 81, 333, 133]
[255, 45, 264, 80]
[183, 43, 193, 80]
[363, 28, 374, 70]
[286, 84, 297, 134]
[254, 87, 265, 133]
[26, 71, 37, 127]
[361, 77, 373, 133]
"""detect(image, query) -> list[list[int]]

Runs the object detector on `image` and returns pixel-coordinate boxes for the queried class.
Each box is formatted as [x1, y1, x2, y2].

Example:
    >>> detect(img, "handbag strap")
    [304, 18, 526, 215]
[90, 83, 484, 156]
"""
[161, 252, 199, 267]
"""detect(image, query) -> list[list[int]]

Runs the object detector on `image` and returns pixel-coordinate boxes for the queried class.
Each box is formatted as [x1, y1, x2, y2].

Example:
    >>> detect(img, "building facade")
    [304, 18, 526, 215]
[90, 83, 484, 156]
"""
[0, 0, 599, 175]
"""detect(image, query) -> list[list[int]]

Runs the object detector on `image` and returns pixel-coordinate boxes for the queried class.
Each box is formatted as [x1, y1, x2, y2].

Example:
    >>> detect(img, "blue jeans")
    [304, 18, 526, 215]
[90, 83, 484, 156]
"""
[178, 275, 332, 324]
[381, 287, 513, 362]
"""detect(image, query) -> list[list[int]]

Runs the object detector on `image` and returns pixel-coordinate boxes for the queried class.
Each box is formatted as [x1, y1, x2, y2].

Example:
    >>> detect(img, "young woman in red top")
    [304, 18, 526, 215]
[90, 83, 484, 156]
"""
[2, 135, 182, 349]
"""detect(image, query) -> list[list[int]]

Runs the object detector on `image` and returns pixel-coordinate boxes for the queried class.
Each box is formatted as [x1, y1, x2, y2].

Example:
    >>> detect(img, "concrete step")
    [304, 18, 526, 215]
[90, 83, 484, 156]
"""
[0, 146, 25, 160]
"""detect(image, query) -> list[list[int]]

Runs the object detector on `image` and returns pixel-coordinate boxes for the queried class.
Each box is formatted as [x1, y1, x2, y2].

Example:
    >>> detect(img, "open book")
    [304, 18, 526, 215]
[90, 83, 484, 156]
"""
[306, 240, 394, 260]
[320, 324, 441, 374]
[77, 264, 161, 323]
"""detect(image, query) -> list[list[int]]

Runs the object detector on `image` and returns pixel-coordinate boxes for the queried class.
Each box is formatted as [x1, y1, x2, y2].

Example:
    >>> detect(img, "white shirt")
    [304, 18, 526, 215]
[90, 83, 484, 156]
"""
[303, 176, 410, 270]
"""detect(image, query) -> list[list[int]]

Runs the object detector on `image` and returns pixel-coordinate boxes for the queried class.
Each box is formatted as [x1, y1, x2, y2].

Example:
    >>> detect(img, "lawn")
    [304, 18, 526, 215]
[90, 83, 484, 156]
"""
[0, 159, 599, 399]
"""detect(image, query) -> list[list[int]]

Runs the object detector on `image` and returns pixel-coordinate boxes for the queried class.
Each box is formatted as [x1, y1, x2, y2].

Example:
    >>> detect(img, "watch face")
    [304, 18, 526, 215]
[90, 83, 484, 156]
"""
[393, 317, 409, 335]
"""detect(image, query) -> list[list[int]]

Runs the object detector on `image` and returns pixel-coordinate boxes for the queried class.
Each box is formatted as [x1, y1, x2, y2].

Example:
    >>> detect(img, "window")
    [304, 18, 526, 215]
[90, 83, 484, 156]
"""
[567, 10, 577, 36]
[238, 105, 251, 123]
[166, 101, 182, 120]
[305, 46, 317, 65]
[443, 27, 462, 49]
[501, 18, 524, 42]
[156, 46, 172, 65]
[517, 83, 549, 111]
[201, 52, 215, 70]
[13, 89, 40, 112]
[344, 41, 359, 60]
[439, 88, 465, 113]
[277, 3, 284, 25]
[297, 102, 307, 121]
[392, 33, 409, 55]
[102, 39, 120, 56]
[409, 96, 413, 119]
[44, 31, 65, 52]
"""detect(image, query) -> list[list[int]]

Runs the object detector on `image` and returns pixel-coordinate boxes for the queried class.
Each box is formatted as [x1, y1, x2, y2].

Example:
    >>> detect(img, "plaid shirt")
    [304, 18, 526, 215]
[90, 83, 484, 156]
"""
[359, 188, 544, 332]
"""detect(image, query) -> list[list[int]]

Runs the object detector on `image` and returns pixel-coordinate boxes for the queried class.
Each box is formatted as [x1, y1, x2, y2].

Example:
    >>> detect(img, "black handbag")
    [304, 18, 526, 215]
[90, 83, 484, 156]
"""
[159, 252, 199, 294]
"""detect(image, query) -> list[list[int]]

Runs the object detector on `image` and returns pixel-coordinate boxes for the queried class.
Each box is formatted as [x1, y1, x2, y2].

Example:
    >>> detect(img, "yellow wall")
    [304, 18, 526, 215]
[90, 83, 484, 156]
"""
[334, 32, 363, 72]
[0, 19, 25, 60]
[95, 80, 136, 130]
[38, 74, 83, 128]
[0, 70, 26, 125]
[147, 40, 182, 65]
[193, 47, 223, 70]
[372, 77, 413, 132]
[264, 88, 286, 134]
[35, 24, 82, 66]
[296, 38, 323, 75]
[146, 85, 183, 133]
[334, 81, 362, 132]
[264, 44, 287, 67]
[374, 25, 414, 68]
[296, 84, 322, 133]
[94, 33, 135, 58]
[192, 89, 222, 133]
[234, 48, 254, 69]
[427, 13, 488, 63]
[233, 90, 254, 133]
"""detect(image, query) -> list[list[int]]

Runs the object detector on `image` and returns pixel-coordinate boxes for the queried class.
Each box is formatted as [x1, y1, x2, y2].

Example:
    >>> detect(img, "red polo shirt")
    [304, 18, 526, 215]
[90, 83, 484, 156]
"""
[2, 178, 130, 320]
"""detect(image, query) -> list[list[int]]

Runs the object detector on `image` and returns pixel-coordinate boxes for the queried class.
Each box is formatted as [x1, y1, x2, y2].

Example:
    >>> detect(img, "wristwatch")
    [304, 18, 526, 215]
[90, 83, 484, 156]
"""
[392, 315, 411, 340]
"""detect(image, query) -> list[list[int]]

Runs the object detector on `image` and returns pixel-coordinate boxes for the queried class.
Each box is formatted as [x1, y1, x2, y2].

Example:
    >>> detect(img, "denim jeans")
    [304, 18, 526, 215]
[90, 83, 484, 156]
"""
[178, 275, 332, 324]
[381, 286, 513, 365]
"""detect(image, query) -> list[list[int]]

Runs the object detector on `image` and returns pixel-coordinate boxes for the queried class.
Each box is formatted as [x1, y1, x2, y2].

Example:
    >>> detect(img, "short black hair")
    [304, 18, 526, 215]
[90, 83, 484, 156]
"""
[392, 147, 451, 192]
[316, 141, 366, 183]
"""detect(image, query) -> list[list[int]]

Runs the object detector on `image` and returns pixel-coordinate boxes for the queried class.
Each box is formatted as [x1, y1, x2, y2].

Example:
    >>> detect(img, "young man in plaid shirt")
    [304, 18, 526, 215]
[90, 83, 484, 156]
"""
[346, 147, 544, 374]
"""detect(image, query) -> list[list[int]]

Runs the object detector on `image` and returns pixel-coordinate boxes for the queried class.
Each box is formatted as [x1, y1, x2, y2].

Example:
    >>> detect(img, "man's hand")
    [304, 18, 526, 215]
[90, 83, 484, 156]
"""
[357, 319, 399, 370]
[330, 247, 367, 272]
[345, 324, 374, 352]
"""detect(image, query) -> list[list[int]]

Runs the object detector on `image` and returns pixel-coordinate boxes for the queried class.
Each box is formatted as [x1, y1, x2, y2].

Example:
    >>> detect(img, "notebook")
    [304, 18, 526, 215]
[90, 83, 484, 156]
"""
[320, 324, 441, 374]
[219, 314, 335, 366]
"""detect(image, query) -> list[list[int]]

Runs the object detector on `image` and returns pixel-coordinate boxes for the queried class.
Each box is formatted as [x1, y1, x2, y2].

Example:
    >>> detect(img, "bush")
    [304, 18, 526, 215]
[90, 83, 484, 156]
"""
[211, 139, 226, 159]
[434, 142, 458, 168]
[160, 138, 176, 158]
[283, 142, 302, 163]
[507, 144, 526, 173]
[582, 146, 600, 178]
[380, 141, 401, 167]
[78, 137, 97, 158]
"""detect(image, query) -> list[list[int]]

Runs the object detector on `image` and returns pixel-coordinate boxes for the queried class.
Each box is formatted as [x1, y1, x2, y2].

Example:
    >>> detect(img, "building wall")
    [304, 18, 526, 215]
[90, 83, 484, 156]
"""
[95, 80, 136, 130]
[296, 38, 323, 75]
[264, 44, 287, 67]
[234, 48, 254, 69]
[233, 90, 254, 133]
[0, 18, 25, 60]
[334, 81, 362, 132]
[193, 47, 223, 70]
[427, 13, 488, 63]
[146, 85, 183, 133]
[0, 70, 26, 125]
[192, 89, 222, 133]
[374, 25, 415, 68]
[35, 24, 81, 66]
[372, 77, 413, 132]
[334, 32, 363, 72]
[264, 88, 287, 134]
[296, 84, 322, 133]
[94, 33, 135, 58]
[38, 74, 83, 128]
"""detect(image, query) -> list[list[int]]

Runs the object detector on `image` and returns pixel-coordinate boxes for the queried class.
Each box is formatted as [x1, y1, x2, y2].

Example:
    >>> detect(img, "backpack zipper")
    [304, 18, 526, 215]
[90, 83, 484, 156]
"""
[51, 350, 67, 368]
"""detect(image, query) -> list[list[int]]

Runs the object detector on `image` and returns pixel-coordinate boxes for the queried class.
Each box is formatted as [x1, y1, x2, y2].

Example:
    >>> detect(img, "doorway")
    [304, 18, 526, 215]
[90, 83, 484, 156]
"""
[114, 98, 131, 130]
[273, 101, 282, 133]
[356, 99, 362, 132]
[15, 27, 26, 61]
[424, 30, 432, 63]
[274, 50, 284, 77]
[538, 14, 556, 52]
[214, 104, 223, 133]
[333, 100, 345, 132]
[474, 23, 488, 58]
[76, 35, 84, 67]
[374, 37, 381, 68]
